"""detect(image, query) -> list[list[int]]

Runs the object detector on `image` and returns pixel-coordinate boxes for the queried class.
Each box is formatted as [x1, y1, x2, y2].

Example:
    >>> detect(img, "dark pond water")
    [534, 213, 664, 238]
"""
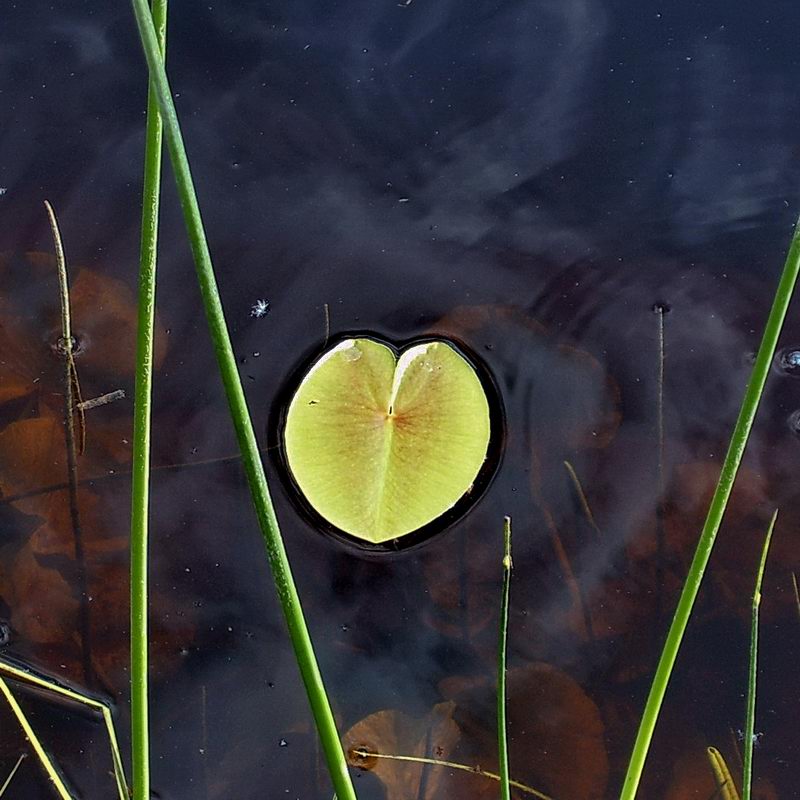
[2, 1, 800, 798]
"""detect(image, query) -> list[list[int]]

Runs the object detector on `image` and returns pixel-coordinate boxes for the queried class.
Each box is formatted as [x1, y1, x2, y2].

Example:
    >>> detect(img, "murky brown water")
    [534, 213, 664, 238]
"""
[2, 1, 800, 798]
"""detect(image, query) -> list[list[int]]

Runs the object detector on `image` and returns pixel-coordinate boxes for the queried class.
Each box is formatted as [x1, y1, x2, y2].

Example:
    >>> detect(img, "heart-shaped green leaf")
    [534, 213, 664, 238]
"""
[283, 338, 491, 544]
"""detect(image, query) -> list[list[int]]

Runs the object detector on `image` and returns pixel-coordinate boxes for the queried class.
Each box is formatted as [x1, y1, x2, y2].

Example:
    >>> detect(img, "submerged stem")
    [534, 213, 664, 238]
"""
[44, 201, 92, 688]
[351, 749, 553, 800]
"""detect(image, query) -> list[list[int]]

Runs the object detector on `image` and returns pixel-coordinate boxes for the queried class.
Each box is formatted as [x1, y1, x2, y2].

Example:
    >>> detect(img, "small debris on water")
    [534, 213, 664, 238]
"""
[78, 388, 125, 411]
[250, 298, 270, 318]
[341, 345, 362, 362]
[279, 738, 288, 747]
[0, 188, 7, 196]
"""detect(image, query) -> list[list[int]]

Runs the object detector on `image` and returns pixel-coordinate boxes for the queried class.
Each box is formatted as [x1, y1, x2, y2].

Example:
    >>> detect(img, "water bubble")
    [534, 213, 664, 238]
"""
[776, 347, 800, 376]
[50, 333, 83, 357]
[341, 345, 362, 362]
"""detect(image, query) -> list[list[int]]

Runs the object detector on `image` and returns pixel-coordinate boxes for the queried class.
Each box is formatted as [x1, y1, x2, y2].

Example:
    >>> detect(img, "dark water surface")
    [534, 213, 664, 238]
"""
[2, 1, 800, 798]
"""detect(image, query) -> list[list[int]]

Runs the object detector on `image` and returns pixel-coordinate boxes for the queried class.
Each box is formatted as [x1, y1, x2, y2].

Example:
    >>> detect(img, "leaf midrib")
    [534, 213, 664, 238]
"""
[371, 344, 431, 539]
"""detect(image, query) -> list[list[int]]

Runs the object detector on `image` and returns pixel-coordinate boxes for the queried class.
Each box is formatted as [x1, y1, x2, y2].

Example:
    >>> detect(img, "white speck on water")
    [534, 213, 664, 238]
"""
[250, 299, 270, 318]
[0, 188, 7, 196]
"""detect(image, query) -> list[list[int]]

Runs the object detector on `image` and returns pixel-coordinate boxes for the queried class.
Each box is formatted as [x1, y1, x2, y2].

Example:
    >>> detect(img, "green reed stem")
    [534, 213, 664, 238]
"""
[130, 2, 167, 799]
[620, 219, 800, 799]
[742, 510, 776, 800]
[498, 516, 512, 800]
[129, 3, 357, 798]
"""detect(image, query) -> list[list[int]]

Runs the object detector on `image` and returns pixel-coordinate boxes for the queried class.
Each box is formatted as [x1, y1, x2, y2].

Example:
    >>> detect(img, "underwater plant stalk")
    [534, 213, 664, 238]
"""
[620, 219, 800, 799]
[742, 510, 776, 800]
[498, 516, 512, 800]
[129, 3, 357, 798]
[130, 1, 167, 799]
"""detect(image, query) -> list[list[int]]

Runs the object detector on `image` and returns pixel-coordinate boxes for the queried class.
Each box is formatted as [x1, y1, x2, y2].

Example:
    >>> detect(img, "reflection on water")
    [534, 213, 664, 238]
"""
[2, 0, 800, 797]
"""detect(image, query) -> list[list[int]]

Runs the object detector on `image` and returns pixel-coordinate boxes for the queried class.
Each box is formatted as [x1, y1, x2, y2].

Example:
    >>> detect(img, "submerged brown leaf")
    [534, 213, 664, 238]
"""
[0, 412, 186, 688]
[442, 662, 608, 800]
[67, 267, 168, 377]
[343, 702, 464, 800]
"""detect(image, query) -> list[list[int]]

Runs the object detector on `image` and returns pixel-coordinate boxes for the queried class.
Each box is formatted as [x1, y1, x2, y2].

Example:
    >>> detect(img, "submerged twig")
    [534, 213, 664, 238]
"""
[791, 572, 800, 622]
[350, 749, 554, 800]
[45, 200, 86, 454]
[563, 460, 602, 537]
[0, 445, 279, 506]
[44, 200, 93, 689]
[539, 501, 593, 641]
[654, 303, 667, 622]
[323, 302, 330, 347]
[78, 389, 125, 411]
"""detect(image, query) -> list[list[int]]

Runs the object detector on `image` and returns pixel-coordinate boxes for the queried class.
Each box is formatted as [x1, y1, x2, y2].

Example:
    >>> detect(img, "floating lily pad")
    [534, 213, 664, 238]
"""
[283, 337, 492, 544]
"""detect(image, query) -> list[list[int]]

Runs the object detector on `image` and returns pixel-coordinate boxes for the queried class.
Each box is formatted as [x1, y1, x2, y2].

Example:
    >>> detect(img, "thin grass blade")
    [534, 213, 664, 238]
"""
[706, 747, 741, 800]
[742, 510, 777, 800]
[498, 516, 512, 800]
[0, 677, 73, 800]
[0, 755, 25, 798]
[128, 3, 357, 797]
[0, 659, 128, 800]
[130, 2, 167, 799]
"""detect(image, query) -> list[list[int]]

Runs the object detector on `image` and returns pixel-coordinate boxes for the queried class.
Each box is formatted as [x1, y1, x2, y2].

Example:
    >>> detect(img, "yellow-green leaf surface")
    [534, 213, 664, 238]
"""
[284, 338, 491, 544]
